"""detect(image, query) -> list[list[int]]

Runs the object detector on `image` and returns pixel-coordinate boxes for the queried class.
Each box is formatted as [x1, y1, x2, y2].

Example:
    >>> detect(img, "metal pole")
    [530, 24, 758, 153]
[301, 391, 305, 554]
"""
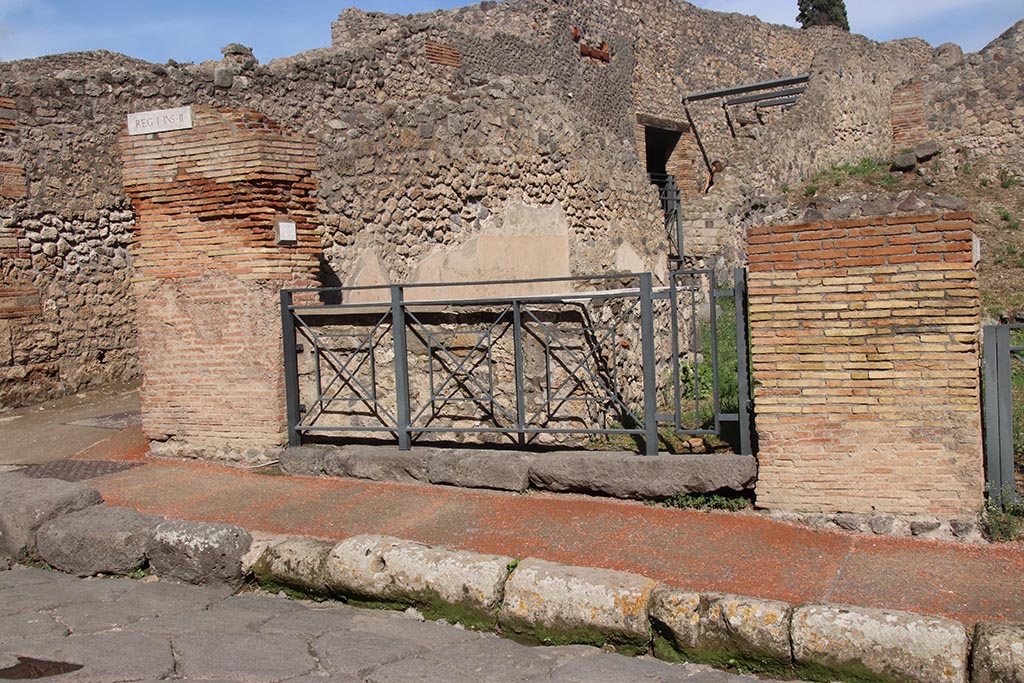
[280, 289, 301, 447]
[512, 301, 527, 447]
[391, 285, 412, 450]
[639, 273, 659, 456]
[734, 267, 752, 456]
[996, 326, 1015, 505]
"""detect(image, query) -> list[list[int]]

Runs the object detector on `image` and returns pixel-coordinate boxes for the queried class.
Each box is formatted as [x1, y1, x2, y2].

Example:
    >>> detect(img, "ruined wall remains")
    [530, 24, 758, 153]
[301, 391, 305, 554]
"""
[120, 107, 321, 460]
[891, 20, 1024, 174]
[748, 213, 983, 516]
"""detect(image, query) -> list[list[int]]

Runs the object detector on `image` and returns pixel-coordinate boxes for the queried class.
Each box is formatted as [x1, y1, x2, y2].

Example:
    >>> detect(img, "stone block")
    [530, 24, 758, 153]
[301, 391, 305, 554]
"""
[428, 450, 534, 491]
[972, 622, 1024, 683]
[323, 534, 512, 626]
[381, 539, 513, 624]
[498, 557, 655, 654]
[0, 472, 103, 557]
[913, 140, 940, 161]
[148, 519, 253, 587]
[35, 505, 163, 577]
[251, 536, 334, 596]
[279, 446, 328, 476]
[892, 153, 917, 172]
[345, 447, 431, 483]
[528, 452, 756, 500]
[791, 604, 968, 683]
[322, 449, 352, 476]
[649, 589, 792, 670]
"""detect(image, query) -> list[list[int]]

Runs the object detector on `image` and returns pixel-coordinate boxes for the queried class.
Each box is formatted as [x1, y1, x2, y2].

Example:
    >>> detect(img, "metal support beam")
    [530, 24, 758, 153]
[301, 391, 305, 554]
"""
[280, 289, 301, 447]
[683, 75, 809, 103]
[639, 272, 659, 456]
[391, 285, 412, 450]
[724, 86, 807, 107]
[734, 268, 753, 456]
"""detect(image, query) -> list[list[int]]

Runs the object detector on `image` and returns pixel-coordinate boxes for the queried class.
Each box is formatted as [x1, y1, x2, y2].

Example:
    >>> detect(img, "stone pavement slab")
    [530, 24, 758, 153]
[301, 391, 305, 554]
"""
[0, 570, 773, 683]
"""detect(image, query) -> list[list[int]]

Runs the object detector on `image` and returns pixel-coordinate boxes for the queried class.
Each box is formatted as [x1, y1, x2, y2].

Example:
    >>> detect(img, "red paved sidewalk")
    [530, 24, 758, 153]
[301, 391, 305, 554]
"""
[85, 427, 1024, 626]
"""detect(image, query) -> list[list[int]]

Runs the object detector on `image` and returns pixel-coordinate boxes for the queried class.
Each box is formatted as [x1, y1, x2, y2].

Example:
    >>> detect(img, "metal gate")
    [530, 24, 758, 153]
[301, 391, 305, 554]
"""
[983, 324, 1024, 506]
[281, 268, 752, 455]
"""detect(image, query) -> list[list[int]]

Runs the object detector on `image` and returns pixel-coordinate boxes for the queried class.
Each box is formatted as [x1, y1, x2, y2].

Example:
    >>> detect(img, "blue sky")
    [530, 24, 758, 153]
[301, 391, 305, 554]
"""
[0, 0, 1020, 64]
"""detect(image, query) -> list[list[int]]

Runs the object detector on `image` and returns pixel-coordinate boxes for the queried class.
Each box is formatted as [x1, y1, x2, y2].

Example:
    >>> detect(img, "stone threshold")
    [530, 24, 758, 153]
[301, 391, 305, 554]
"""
[278, 444, 758, 501]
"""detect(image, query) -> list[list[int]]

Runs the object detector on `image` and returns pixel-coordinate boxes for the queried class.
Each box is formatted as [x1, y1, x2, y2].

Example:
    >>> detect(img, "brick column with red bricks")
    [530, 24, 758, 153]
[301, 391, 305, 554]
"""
[119, 106, 321, 460]
[747, 213, 983, 516]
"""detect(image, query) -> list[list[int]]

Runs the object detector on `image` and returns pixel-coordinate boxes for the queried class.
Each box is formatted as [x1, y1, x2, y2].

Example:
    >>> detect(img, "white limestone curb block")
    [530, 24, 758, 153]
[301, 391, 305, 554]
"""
[323, 534, 513, 615]
[792, 604, 969, 683]
[253, 536, 334, 595]
[381, 540, 513, 611]
[971, 622, 1024, 683]
[499, 557, 656, 648]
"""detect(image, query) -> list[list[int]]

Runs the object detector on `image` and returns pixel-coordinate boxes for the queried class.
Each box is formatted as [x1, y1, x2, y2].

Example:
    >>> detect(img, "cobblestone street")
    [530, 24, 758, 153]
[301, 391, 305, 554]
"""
[0, 568, 772, 683]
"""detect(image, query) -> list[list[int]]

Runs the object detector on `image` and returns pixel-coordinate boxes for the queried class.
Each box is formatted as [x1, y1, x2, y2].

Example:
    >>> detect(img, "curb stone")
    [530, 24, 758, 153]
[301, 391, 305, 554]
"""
[649, 589, 792, 672]
[791, 604, 969, 683]
[0, 472, 103, 557]
[148, 519, 253, 587]
[35, 505, 164, 577]
[498, 557, 656, 654]
[971, 622, 1024, 683]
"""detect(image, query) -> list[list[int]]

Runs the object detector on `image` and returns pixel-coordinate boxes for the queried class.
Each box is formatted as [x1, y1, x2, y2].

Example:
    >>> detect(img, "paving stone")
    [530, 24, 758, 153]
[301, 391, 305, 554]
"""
[0, 574, 131, 614]
[971, 622, 1024, 683]
[0, 473, 103, 557]
[313, 629, 427, 676]
[149, 519, 252, 586]
[791, 603, 969, 683]
[259, 603, 359, 636]
[174, 633, 316, 683]
[0, 632, 175, 683]
[0, 612, 69, 641]
[36, 505, 162, 577]
[346, 607, 484, 649]
[428, 450, 534, 491]
[546, 652, 706, 682]
[528, 453, 756, 500]
[499, 557, 656, 653]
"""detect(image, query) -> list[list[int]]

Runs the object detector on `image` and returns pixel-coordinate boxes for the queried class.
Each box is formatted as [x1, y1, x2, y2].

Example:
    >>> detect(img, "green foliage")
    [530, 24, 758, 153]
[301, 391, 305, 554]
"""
[997, 207, 1021, 231]
[662, 492, 750, 512]
[796, 0, 850, 31]
[808, 157, 894, 192]
[999, 168, 1021, 189]
[982, 495, 1024, 542]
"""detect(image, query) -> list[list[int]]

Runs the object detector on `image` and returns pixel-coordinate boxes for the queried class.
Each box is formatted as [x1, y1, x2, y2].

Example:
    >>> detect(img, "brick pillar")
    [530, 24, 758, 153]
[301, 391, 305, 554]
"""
[892, 80, 929, 150]
[119, 106, 321, 461]
[747, 213, 983, 516]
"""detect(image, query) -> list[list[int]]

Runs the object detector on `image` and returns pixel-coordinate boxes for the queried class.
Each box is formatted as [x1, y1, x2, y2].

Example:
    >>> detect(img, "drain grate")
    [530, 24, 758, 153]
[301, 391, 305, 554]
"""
[0, 657, 83, 680]
[15, 459, 142, 482]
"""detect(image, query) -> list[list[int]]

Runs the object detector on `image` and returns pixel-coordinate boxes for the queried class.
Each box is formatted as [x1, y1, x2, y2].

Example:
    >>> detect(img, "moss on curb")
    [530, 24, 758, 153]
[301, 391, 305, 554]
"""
[499, 616, 650, 656]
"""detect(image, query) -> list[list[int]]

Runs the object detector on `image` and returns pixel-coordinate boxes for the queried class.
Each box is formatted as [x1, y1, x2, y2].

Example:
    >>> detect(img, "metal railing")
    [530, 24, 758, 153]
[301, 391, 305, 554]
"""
[281, 270, 753, 456]
[649, 173, 684, 266]
[983, 324, 1024, 506]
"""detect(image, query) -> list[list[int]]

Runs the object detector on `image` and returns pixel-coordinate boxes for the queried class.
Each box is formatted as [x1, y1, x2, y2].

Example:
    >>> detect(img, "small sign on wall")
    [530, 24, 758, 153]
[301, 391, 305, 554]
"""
[274, 218, 297, 244]
[127, 106, 193, 136]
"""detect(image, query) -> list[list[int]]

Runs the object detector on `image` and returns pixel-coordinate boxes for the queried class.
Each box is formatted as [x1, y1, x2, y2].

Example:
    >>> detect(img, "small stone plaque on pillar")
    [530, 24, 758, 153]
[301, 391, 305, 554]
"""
[127, 106, 193, 136]
[274, 218, 297, 244]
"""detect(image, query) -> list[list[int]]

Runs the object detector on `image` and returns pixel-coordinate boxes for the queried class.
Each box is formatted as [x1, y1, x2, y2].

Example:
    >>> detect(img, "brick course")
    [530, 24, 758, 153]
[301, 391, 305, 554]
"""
[119, 106, 321, 460]
[748, 214, 983, 516]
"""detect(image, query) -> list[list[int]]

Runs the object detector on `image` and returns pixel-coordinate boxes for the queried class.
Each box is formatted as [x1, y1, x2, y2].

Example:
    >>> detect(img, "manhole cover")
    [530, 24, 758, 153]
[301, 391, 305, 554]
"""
[15, 459, 142, 482]
[0, 657, 83, 680]
[67, 411, 142, 430]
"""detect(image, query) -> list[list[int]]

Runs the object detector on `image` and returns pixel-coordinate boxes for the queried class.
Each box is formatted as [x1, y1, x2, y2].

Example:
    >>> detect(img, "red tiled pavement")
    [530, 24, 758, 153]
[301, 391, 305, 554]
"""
[89, 427, 1024, 625]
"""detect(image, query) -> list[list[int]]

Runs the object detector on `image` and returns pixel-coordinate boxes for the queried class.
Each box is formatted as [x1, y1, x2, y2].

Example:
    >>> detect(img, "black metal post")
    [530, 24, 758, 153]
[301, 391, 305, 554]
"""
[640, 273, 659, 456]
[280, 289, 301, 447]
[391, 285, 412, 450]
[734, 267, 753, 456]
[512, 300, 527, 447]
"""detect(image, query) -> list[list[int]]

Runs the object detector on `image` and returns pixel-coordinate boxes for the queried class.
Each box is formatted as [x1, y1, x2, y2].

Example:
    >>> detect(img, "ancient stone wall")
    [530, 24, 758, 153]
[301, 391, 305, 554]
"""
[890, 19, 1024, 175]
[748, 213, 983, 516]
